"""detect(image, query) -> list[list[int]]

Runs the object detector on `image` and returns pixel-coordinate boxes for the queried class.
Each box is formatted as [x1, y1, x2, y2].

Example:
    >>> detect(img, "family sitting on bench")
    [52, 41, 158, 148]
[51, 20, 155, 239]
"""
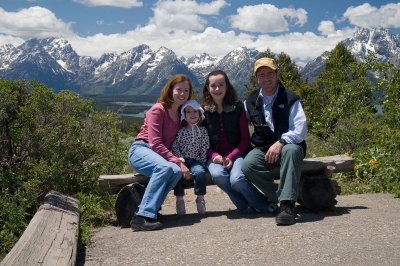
[128, 57, 307, 231]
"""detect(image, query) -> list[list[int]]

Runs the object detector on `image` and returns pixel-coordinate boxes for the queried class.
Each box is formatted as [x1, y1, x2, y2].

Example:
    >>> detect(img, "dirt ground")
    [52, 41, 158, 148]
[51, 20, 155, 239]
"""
[77, 185, 400, 266]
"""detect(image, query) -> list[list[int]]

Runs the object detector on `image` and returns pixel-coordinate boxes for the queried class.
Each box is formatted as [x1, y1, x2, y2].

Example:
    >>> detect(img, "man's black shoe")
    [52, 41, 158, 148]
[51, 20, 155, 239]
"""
[275, 200, 295, 225]
[130, 215, 163, 231]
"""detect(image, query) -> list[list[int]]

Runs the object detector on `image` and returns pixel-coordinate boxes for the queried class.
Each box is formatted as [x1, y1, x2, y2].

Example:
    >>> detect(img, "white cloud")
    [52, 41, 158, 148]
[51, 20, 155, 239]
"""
[154, 0, 228, 15]
[230, 4, 307, 33]
[164, 27, 255, 58]
[73, 0, 143, 8]
[67, 22, 355, 67]
[318, 20, 336, 36]
[250, 27, 355, 66]
[343, 3, 400, 28]
[0, 34, 24, 48]
[149, 0, 229, 31]
[0, 7, 75, 39]
[68, 25, 248, 58]
[0, 1, 361, 65]
[64, 1, 355, 63]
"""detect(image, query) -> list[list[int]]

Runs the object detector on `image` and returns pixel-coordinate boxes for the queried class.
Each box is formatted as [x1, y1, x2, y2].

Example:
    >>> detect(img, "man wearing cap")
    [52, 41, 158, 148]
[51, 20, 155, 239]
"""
[242, 57, 307, 225]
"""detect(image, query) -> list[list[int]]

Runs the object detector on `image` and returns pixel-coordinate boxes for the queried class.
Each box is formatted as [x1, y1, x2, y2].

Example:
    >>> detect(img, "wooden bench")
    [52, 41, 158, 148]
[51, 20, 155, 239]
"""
[100, 155, 354, 226]
[1, 192, 80, 266]
[98, 155, 354, 194]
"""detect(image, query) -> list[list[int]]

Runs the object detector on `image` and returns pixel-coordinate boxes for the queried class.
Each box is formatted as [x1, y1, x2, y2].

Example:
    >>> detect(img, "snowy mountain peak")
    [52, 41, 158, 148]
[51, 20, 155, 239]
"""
[224, 46, 249, 60]
[185, 53, 221, 83]
[345, 27, 400, 63]
[1, 28, 399, 95]
[157, 46, 174, 55]
[0, 44, 17, 70]
[301, 27, 400, 81]
[0, 43, 15, 54]
[186, 53, 220, 67]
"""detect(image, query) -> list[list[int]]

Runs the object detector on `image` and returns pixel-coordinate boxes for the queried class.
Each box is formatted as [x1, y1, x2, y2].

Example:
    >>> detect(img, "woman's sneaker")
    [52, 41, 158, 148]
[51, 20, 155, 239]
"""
[176, 198, 186, 215]
[130, 215, 163, 231]
[196, 198, 206, 214]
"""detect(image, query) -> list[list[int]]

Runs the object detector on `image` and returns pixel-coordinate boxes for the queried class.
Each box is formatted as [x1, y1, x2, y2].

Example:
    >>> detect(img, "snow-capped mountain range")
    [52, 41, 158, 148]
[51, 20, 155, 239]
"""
[301, 28, 400, 81]
[1, 28, 399, 96]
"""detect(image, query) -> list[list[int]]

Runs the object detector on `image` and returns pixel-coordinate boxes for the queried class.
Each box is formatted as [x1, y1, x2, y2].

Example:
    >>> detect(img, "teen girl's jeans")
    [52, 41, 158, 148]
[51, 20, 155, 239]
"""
[207, 156, 272, 213]
[128, 140, 182, 219]
[174, 158, 207, 196]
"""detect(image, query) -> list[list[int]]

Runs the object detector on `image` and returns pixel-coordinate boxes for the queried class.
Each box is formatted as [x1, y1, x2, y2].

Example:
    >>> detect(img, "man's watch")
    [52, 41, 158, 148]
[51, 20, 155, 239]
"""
[279, 139, 287, 145]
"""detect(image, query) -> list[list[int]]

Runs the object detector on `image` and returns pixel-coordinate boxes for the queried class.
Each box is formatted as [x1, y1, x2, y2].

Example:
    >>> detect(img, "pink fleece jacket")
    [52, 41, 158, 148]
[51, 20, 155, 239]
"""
[135, 103, 181, 164]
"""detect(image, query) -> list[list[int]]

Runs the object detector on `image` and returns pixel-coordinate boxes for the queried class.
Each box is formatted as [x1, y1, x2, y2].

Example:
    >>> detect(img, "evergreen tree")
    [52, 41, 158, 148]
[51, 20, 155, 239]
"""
[306, 42, 375, 141]
[276, 52, 304, 94]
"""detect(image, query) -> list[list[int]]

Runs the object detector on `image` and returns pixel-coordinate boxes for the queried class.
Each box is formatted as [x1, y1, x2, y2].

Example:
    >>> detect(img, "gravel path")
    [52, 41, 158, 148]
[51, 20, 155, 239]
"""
[77, 185, 400, 266]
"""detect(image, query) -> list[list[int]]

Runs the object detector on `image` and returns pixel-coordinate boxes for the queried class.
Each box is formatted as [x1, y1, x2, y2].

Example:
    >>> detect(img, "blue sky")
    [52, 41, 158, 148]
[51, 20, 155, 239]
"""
[0, 0, 399, 65]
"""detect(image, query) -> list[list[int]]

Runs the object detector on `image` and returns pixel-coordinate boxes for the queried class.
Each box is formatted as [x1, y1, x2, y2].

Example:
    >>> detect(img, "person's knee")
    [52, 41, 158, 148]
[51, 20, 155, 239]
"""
[229, 171, 248, 190]
[282, 144, 303, 160]
[208, 167, 225, 178]
[155, 164, 181, 181]
[191, 167, 206, 178]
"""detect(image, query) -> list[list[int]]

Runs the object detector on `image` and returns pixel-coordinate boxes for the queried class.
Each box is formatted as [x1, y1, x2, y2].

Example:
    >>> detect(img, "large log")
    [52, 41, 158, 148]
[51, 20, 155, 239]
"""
[1, 192, 80, 266]
[99, 155, 354, 194]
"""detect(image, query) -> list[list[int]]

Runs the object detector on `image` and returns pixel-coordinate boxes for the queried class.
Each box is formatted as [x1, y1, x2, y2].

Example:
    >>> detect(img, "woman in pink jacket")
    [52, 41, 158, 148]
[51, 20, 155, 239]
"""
[128, 74, 193, 231]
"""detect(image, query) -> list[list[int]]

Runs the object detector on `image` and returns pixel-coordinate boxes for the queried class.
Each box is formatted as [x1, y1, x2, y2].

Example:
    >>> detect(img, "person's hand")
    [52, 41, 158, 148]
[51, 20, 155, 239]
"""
[222, 157, 232, 169]
[177, 160, 191, 180]
[181, 164, 192, 180]
[212, 155, 224, 164]
[265, 141, 284, 164]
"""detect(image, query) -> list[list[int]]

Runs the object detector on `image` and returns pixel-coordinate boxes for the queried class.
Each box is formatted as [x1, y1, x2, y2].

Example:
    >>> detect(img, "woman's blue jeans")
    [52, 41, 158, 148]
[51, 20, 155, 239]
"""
[128, 140, 182, 219]
[207, 156, 272, 213]
[174, 158, 207, 196]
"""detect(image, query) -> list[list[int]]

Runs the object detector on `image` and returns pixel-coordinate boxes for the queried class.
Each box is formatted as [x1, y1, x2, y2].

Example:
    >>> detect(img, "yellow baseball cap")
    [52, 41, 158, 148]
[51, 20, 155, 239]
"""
[254, 57, 277, 74]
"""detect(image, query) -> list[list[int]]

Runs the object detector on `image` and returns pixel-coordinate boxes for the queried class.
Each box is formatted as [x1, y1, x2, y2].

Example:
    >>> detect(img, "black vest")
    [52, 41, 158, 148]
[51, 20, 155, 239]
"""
[245, 82, 306, 155]
[203, 102, 244, 151]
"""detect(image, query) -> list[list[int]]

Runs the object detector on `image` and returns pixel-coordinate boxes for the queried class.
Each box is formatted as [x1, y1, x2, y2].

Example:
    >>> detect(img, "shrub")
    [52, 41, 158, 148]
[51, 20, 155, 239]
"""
[0, 79, 127, 258]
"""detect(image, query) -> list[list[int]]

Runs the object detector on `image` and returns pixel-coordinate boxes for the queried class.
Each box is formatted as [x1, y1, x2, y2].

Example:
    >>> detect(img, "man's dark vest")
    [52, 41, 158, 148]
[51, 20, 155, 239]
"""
[245, 82, 306, 155]
[203, 102, 244, 151]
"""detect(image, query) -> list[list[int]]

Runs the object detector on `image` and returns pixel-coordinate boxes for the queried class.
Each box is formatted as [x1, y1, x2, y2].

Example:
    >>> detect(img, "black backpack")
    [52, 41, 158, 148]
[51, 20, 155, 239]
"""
[115, 183, 146, 227]
[298, 174, 341, 211]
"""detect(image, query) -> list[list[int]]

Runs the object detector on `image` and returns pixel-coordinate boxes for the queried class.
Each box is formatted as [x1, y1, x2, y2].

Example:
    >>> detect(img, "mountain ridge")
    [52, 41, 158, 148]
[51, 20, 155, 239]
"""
[1, 27, 399, 96]
[300, 27, 400, 81]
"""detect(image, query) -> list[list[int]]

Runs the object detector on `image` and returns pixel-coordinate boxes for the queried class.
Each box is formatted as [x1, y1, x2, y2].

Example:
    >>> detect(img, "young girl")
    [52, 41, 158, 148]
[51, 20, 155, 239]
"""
[201, 70, 277, 215]
[171, 99, 210, 214]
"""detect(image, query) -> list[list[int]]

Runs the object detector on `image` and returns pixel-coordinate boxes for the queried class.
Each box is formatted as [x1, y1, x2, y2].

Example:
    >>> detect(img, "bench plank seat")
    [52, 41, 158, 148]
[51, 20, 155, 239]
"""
[99, 155, 354, 194]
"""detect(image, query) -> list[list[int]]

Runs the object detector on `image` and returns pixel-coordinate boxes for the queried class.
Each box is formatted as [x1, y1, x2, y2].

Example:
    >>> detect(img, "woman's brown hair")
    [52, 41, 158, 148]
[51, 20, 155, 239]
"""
[158, 74, 193, 108]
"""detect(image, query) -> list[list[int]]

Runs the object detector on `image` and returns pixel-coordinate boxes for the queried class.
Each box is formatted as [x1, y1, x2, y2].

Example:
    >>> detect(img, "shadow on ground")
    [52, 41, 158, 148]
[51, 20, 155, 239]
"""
[295, 205, 368, 223]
